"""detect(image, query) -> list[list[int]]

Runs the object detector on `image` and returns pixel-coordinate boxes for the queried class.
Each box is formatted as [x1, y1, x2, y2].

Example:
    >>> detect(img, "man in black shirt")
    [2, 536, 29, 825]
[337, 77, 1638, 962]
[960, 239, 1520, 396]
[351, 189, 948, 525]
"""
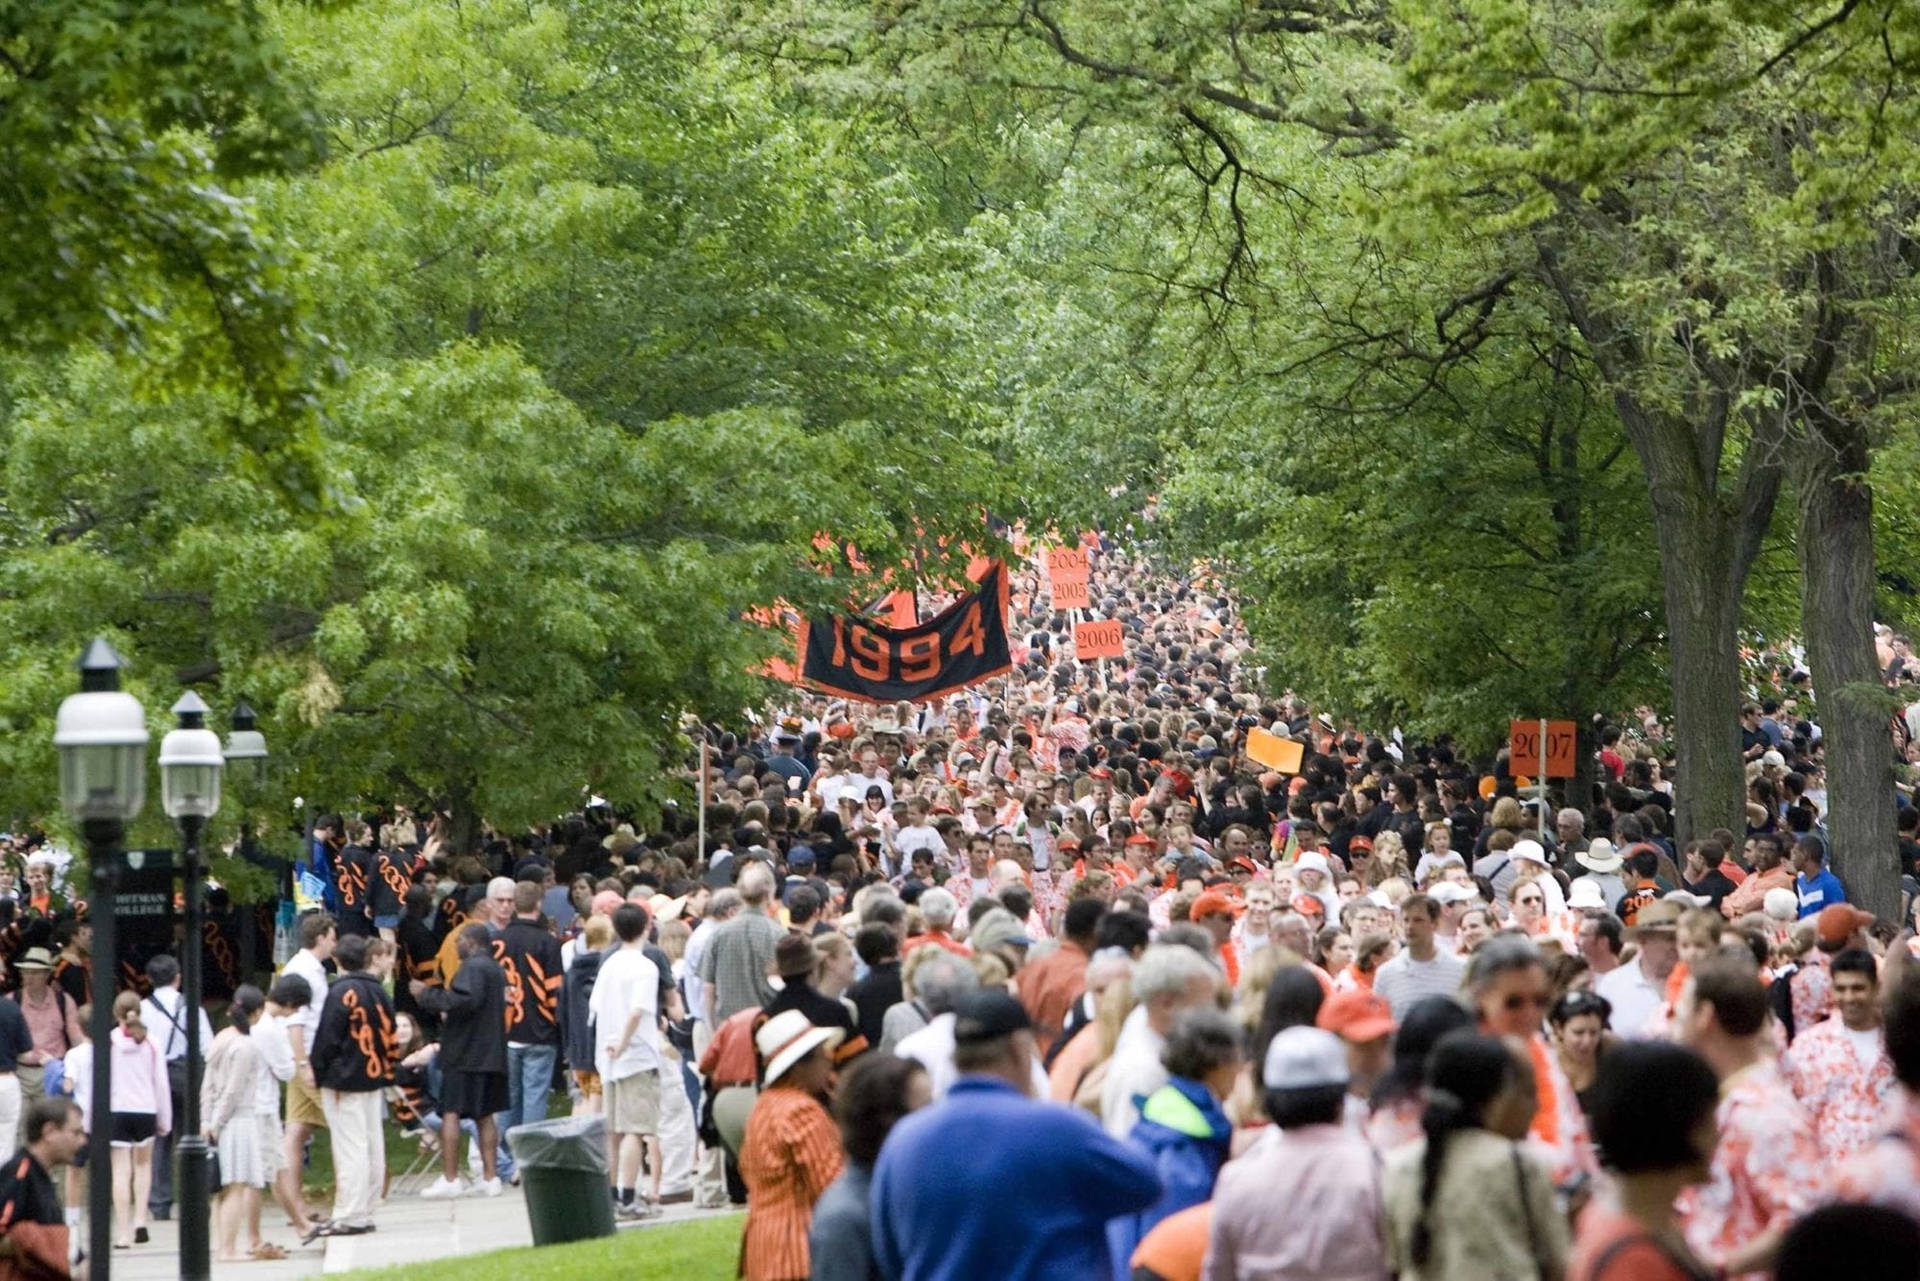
[495, 881, 565, 1184]
[1681, 839, 1740, 911]
[417, 924, 508, 1198]
[846, 925, 903, 1049]
[310, 935, 396, 1236]
[0, 1097, 84, 1280]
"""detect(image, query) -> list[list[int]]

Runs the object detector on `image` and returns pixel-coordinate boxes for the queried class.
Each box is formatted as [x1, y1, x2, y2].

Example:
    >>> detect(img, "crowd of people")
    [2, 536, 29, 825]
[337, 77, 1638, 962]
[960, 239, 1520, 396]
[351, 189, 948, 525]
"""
[3, 539, 1920, 1281]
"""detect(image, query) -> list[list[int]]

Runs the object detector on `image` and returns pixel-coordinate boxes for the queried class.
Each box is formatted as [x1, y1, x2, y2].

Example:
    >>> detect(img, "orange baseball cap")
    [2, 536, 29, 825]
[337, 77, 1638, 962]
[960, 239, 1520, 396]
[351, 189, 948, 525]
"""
[1191, 889, 1241, 921]
[1316, 989, 1395, 1043]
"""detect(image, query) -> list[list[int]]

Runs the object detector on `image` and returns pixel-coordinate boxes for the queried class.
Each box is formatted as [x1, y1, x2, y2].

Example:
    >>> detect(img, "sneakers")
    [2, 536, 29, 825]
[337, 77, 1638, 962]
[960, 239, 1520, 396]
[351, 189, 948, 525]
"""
[615, 1199, 660, 1221]
[420, 1177, 465, 1200]
[473, 1178, 504, 1198]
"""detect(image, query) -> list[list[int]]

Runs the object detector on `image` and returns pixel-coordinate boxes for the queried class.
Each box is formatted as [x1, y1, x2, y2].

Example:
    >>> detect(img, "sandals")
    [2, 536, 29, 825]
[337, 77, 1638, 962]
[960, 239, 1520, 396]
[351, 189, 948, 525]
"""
[299, 1221, 332, 1246]
[251, 1243, 289, 1261]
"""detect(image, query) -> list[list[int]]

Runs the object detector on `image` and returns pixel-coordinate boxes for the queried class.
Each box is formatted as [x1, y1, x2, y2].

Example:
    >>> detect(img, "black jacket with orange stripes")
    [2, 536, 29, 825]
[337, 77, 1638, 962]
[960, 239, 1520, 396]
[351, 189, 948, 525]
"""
[495, 917, 565, 1054]
[311, 972, 396, 1092]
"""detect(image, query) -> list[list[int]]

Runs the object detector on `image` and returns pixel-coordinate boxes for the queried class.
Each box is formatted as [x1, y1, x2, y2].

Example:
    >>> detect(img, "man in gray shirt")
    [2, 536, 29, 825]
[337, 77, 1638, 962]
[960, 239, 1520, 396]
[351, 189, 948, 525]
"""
[695, 863, 785, 1022]
[1371, 894, 1467, 1020]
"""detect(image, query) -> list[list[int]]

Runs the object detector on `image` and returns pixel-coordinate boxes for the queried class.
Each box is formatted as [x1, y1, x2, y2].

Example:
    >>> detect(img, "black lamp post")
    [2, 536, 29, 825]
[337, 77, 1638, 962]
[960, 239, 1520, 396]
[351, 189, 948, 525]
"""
[159, 692, 223, 1281]
[223, 701, 270, 983]
[53, 639, 149, 1281]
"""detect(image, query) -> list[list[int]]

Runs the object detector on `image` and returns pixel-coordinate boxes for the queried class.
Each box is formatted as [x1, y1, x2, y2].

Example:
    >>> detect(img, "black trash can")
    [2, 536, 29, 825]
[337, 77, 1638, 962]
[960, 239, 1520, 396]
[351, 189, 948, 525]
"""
[507, 1115, 616, 1246]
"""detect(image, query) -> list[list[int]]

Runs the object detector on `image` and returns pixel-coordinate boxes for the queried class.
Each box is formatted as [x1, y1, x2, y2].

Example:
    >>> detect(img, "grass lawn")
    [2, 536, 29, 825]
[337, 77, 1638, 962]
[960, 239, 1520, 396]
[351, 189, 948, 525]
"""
[298, 1123, 441, 1202]
[333, 1213, 744, 1279]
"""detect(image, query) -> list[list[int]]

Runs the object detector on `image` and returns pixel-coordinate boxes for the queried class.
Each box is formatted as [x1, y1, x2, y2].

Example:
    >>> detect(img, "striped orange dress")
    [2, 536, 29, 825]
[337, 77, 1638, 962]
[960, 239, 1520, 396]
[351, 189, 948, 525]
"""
[739, 1084, 843, 1280]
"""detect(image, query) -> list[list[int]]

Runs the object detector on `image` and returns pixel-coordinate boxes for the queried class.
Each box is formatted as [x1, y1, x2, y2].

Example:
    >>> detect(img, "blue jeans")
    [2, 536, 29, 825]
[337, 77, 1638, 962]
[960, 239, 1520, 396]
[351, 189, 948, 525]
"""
[494, 1043, 557, 1180]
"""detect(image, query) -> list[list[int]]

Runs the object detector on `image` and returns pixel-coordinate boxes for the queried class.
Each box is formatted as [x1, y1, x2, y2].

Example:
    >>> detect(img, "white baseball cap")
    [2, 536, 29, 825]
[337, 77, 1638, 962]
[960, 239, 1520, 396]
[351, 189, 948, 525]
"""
[1262, 1026, 1350, 1091]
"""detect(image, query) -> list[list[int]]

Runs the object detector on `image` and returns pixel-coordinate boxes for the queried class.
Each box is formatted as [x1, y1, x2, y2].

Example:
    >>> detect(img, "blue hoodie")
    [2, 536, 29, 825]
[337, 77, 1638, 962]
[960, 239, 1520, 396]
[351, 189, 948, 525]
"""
[1106, 1076, 1233, 1281]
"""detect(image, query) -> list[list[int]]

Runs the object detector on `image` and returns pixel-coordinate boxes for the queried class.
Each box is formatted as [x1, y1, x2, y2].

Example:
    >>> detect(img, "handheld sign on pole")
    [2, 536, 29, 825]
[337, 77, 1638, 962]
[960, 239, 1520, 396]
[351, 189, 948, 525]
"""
[1508, 718, 1578, 839]
[1538, 717, 1547, 841]
[1074, 619, 1124, 661]
[1245, 726, 1305, 775]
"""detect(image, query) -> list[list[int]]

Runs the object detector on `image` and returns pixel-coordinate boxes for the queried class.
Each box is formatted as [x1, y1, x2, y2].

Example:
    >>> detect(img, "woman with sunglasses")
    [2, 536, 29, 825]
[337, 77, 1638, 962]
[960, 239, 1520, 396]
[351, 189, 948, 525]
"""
[1550, 991, 1614, 1118]
[1468, 936, 1597, 1189]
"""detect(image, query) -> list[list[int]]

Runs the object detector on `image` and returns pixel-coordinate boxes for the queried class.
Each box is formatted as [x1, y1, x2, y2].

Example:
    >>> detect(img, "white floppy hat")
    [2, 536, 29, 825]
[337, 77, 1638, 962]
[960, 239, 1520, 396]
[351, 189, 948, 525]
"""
[754, 1010, 843, 1086]
[1567, 879, 1607, 911]
[1510, 839, 1551, 868]
[1576, 839, 1622, 874]
[1294, 851, 1332, 877]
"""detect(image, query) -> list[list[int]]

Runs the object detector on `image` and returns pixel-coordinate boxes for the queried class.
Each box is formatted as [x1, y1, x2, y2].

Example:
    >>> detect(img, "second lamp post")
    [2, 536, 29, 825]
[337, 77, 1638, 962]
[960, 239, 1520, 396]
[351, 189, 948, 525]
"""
[158, 692, 224, 1281]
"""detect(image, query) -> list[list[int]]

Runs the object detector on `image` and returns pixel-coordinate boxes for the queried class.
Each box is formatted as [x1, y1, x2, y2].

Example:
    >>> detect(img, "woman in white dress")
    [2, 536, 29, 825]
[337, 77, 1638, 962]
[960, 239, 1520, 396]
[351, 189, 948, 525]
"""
[201, 986, 274, 1263]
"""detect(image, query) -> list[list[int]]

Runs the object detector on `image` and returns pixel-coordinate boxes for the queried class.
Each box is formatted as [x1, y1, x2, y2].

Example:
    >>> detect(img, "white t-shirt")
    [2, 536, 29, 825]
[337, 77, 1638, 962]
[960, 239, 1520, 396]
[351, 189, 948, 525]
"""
[896, 824, 944, 862]
[590, 946, 661, 1082]
[283, 949, 329, 1047]
[1594, 959, 1665, 1040]
[1845, 1024, 1883, 1069]
[847, 773, 895, 807]
[255, 1014, 296, 1111]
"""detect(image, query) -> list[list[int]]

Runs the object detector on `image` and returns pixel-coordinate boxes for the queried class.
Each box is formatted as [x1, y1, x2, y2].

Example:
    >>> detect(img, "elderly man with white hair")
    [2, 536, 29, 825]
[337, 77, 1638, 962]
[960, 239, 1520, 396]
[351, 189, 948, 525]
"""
[1554, 807, 1590, 860]
[904, 887, 969, 958]
[1099, 944, 1224, 1139]
[881, 947, 978, 1052]
[890, 949, 1044, 1101]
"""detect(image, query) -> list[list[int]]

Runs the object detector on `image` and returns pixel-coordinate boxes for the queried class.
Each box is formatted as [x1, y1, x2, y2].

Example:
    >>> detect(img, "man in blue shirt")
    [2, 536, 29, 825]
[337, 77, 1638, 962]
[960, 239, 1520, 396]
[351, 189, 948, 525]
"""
[871, 990, 1161, 1281]
[1791, 834, 1847, 918]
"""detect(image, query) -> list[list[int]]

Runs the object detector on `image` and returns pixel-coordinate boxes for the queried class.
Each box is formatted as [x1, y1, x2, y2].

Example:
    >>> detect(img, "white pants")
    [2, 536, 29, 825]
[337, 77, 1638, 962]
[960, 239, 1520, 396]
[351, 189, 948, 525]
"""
[320, 1089, 385, 1227]
[658, 1060, 695, 1195]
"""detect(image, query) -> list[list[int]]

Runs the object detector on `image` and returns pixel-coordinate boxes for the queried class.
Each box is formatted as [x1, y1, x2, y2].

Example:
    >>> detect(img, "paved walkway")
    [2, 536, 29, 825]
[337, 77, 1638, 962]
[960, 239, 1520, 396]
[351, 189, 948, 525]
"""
[108, 1187, 731, 1279]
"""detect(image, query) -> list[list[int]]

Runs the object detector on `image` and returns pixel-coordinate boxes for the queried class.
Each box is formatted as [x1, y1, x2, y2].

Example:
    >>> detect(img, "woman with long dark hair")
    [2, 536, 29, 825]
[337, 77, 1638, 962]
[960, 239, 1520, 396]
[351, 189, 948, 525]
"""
[1381, 1031, 1568, 1280]
[1365, 996, 1475, 1152]
[1250, 965, 1326, 1070]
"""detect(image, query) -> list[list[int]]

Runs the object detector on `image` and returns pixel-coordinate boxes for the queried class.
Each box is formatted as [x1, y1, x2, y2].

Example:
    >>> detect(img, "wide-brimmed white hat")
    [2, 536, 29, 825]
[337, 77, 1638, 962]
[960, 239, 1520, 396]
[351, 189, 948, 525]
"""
[1576, 839, 1622, 874]
[1510, 839, 1551, 868]
[754, 1010, 843, 1086]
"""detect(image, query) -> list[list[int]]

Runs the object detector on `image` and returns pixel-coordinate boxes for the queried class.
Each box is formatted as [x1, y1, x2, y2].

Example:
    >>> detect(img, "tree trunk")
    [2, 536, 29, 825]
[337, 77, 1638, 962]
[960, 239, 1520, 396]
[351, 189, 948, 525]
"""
[444, 775, 481, 861]
[1646, 499, 1749, 847]
[1795, 429, 1900, 920]
[1533, 256, 1781, 848]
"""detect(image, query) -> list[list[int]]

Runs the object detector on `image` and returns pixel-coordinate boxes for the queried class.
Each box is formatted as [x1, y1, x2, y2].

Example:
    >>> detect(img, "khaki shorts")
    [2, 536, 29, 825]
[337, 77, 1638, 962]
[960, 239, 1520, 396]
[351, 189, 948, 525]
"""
[287, 1072, 327, 1129]
[605, 1070, 660, 1137]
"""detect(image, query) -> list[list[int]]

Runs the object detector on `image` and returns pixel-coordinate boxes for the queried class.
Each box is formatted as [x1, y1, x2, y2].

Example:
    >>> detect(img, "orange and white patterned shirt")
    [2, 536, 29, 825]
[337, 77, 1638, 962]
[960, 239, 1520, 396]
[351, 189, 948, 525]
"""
[1788, 951, 1833, 1039]
[1782, 1015, 1898, 1161]
[1831, 1088, 1920, 1220]
[1676, 1060, 1820, 1281]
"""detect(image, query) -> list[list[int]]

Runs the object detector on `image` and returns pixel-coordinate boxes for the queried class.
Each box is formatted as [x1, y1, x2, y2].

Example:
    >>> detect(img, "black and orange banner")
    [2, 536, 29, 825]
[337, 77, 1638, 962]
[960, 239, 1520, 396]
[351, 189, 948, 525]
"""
[798, 563, 1012, 702]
